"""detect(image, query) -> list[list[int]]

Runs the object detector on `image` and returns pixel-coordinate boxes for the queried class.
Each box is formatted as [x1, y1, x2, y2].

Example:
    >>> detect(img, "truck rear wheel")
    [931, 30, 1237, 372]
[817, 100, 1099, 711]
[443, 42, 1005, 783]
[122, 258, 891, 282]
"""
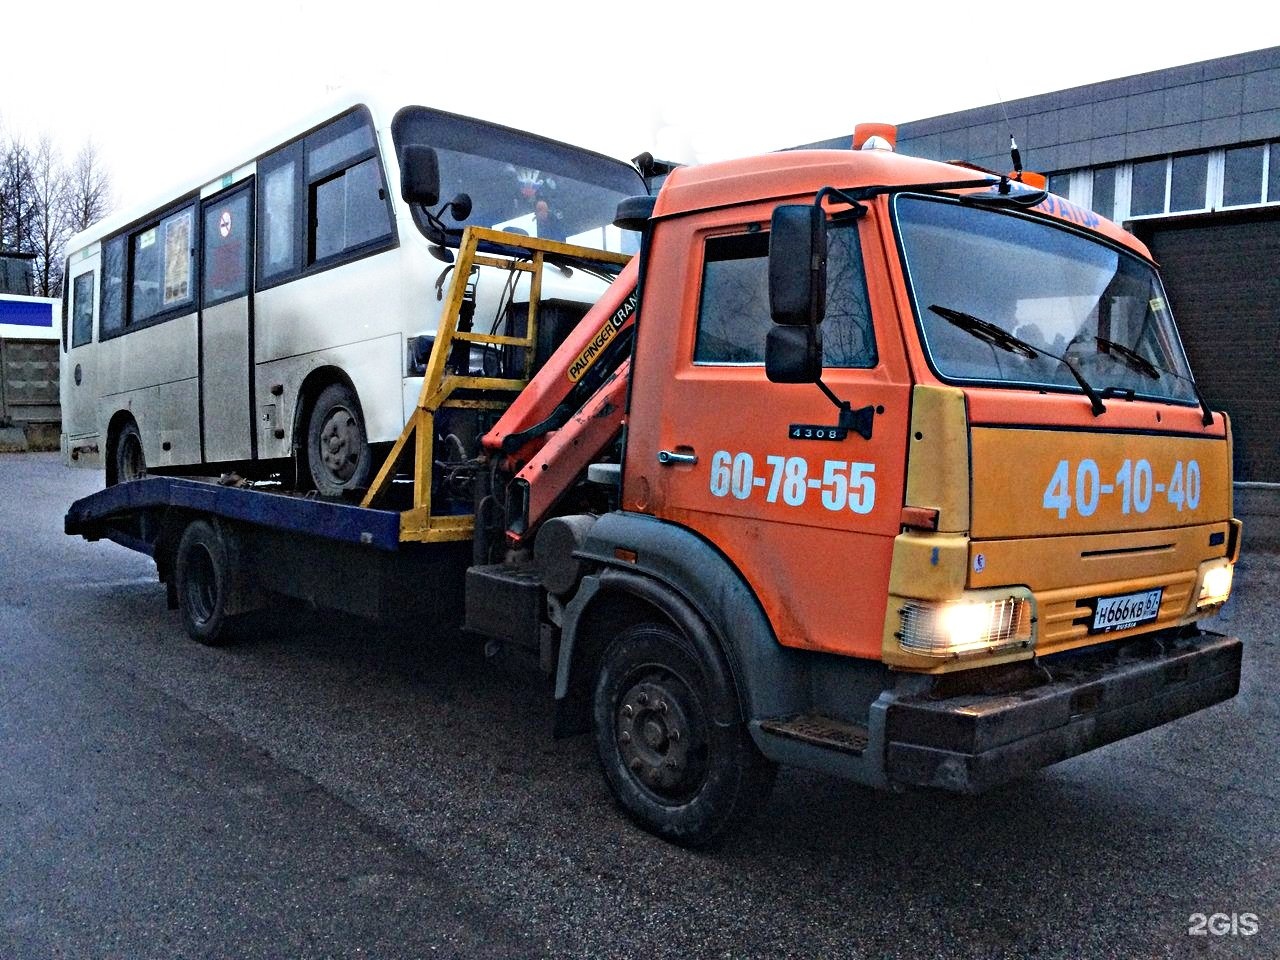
[592, 622, 776, 847]
[175, 520, 243, 646]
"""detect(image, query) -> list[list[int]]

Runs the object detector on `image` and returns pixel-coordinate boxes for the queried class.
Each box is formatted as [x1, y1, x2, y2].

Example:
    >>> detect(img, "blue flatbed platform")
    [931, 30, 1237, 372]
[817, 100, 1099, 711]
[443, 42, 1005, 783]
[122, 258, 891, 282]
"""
[65, 475, 404, 555]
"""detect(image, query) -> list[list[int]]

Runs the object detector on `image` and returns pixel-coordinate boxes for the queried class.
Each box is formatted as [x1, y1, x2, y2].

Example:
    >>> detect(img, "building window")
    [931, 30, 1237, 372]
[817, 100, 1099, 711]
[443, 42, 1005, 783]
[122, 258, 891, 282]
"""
[1268, 144, 1280, 203]
[1222, 145, 1264, 207]
[1169, 154, 1207, 212]
[1048, 171, 1074, 199]
[1091, 167, 1116, 219]
[1129, 159, 1167, 217]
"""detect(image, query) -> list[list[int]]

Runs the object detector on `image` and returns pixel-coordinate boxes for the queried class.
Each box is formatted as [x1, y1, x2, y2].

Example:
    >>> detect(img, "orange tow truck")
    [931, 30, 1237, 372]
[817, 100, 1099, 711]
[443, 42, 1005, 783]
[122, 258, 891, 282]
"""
[67, 126, 1242, 845]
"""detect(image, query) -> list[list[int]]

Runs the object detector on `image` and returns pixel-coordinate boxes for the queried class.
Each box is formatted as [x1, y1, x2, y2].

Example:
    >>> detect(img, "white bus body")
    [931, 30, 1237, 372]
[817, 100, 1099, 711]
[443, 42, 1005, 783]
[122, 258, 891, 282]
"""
[60, 92, 645, 492]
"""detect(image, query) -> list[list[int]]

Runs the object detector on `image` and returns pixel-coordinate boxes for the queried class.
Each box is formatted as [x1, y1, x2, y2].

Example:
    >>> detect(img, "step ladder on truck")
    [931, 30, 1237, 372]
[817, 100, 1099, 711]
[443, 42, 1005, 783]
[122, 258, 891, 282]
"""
[66, 125, 1244, 846]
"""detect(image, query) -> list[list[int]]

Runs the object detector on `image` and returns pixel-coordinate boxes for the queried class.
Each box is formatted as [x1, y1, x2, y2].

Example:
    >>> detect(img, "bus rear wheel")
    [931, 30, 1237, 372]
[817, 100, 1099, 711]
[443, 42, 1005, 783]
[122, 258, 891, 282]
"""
[305, 382, 372, 497]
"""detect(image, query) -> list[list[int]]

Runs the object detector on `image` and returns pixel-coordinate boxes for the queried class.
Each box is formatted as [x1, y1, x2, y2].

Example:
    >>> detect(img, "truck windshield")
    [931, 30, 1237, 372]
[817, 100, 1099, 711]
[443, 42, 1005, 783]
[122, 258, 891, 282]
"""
[893, 195, 1198, 405]
[392, 107, 646, 255]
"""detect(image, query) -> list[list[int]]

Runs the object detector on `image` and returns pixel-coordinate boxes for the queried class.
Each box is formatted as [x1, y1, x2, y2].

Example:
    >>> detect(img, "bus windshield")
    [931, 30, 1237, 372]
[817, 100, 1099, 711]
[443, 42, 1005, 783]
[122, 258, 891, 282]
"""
[392, 107, 645, 255]
[894, 195, 1198, 405]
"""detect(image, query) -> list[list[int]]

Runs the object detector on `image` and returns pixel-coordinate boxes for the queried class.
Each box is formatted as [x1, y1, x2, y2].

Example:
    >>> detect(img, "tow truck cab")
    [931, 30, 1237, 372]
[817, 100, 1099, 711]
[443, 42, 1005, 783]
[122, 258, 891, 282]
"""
[591, 143, 1240, 813]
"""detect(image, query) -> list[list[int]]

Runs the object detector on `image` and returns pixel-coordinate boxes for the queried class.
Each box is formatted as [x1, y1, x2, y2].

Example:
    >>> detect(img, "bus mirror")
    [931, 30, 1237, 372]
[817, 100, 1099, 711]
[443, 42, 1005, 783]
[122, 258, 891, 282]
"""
[399, 145, 440, 207]
[769, 204, 826, 325]
[765, 325, 823, 384]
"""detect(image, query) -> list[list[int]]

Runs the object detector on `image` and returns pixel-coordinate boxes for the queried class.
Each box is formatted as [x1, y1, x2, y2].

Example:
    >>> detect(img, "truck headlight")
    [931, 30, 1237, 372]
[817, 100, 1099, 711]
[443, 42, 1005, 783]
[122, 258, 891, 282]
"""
[1197, 562, 1234, 608]
[899, 595, 1033, 658]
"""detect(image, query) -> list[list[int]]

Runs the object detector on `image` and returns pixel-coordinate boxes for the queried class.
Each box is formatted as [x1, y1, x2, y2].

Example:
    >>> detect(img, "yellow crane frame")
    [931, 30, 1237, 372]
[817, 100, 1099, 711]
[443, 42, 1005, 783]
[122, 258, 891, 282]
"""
[360, 226, 630, 543]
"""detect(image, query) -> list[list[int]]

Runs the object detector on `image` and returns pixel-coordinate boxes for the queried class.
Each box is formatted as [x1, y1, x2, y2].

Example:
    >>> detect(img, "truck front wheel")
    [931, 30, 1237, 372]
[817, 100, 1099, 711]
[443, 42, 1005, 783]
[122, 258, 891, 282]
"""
[592, 622, 776, 847]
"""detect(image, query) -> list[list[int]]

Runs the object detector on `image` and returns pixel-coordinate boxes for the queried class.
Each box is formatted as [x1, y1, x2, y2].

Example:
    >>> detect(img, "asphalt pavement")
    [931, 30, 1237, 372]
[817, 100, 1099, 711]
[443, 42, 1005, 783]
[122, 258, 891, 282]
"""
[1, 452, 1276, 960]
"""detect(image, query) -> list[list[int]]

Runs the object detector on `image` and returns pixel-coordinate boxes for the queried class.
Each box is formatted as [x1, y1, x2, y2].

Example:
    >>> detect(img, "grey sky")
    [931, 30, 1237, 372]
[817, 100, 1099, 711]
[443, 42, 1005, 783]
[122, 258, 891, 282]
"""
[4, 0, 1277, 213]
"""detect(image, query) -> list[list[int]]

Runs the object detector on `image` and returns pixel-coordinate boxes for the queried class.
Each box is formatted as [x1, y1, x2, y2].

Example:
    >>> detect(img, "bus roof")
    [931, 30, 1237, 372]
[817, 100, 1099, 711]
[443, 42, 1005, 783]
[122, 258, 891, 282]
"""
[65, 88, 642, 257]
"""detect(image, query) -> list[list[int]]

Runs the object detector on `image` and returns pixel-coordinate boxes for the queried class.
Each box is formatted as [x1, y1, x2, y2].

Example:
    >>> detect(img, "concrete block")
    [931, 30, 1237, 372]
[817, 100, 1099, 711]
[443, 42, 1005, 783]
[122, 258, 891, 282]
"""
[1244, 69, 1280, 111]
[1057, 105, 1094, 143]
[1027, 111, 1060, 148]
[1164, 84, 1203, 125]
[1203, 49, 1280, 81]
[1092, 97, 1128, 137]
[1125, 91, 1166, 131]
[1090, 135, 1128, 166]
[0, 426, 28, 453]
[1202, 115, 1245, 148]
[1126, 127, 1169, 160]
[1125, 62, 1205, 95]
[1202, 76, 1245, 120]
[1240, 109, 1280, 142]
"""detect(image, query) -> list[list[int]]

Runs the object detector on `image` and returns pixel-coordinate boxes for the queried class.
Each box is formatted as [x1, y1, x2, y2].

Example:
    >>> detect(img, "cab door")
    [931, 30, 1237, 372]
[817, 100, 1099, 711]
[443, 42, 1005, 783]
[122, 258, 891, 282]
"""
[199, 183, 255, 463]
[623, 205, 912, 659]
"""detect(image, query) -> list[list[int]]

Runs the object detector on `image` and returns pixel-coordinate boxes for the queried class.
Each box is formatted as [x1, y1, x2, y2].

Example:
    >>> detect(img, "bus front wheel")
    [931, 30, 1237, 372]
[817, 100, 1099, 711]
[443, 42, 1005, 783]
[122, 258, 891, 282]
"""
[305, 382, 372, 497]
[112, 420, 146, 484]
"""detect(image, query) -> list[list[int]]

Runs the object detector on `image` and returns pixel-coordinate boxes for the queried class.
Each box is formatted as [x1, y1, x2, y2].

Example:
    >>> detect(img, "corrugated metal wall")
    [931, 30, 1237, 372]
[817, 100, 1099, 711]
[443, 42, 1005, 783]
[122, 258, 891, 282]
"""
[0, 338, 60, 425]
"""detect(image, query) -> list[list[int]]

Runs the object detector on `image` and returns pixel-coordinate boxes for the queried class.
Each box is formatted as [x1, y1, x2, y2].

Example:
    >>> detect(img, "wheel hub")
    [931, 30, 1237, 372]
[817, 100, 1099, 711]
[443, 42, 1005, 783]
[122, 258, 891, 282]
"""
[616, 679, 699, 795]
[319, 407, 359, 481]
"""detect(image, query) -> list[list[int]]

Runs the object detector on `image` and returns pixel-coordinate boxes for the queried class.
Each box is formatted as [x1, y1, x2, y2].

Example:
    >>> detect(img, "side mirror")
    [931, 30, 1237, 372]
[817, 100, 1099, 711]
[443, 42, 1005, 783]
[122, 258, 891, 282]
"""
[614, 195, 657, 232]
[399, 145, 440, 206]
[448, 192, 472, 222]
[765, 326, 823, 384]
[769, 204, 827, 325]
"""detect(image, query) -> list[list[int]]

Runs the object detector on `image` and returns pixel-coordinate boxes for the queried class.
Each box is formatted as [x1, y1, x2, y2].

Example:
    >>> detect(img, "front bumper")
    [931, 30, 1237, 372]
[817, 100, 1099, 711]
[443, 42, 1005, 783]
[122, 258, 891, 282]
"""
[885, 629, 1242, 792]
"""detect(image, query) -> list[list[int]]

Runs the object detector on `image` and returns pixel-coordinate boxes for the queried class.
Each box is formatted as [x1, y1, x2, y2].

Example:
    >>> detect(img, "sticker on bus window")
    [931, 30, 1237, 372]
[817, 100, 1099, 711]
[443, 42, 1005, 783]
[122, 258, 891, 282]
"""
[138, 227, 156, 250]
[164, 210, 192, 304]
[1149, 296, 1166, 313]
[219, 210, 233, 238]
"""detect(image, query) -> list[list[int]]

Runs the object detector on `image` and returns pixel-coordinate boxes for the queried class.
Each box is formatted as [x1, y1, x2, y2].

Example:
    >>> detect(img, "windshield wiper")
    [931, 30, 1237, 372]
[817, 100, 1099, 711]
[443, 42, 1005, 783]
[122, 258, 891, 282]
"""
[929, 304, 1106, 416]
[1091, 336, 1160, 379]
[1090, 336, 1214, 426]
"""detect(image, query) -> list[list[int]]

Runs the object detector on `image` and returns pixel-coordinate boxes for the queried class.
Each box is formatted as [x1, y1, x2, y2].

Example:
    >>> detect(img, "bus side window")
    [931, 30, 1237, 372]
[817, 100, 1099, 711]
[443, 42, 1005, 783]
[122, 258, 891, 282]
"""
[72, 271, 95, 347]
[258, 143, 302, 284]
[100, 236, 124, 338]
[304, 111, 392, 265]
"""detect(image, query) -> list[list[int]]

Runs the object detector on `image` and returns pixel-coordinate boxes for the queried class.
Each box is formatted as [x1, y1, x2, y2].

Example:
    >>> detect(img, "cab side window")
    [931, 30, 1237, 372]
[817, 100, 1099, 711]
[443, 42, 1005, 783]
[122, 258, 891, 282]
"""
[694, 221, 877, 368]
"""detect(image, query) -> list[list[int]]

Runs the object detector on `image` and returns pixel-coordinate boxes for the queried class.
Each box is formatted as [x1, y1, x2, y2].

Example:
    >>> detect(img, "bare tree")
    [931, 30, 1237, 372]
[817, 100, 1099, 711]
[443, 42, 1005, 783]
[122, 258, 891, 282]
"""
[0, 132, 112, 296]
[0, 134, 37, 254]
[65, 141, 111, 234]
[28, 137, 69, 297]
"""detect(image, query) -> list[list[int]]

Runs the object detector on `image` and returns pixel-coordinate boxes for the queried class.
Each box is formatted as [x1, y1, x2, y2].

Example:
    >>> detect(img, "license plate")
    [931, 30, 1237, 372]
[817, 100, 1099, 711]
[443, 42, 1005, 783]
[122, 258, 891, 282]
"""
[1090, 588, 1164, 634]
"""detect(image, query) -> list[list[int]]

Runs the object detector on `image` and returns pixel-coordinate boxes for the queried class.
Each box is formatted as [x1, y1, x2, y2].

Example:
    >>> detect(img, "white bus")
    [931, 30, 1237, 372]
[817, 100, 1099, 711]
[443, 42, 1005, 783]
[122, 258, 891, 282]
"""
[61, 92, 646, 494]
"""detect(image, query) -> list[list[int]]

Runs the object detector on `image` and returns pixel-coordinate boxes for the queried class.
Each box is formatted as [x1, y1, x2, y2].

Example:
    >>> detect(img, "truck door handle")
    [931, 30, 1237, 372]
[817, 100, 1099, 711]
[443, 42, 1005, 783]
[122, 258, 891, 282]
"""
[657, 449, 697, 466]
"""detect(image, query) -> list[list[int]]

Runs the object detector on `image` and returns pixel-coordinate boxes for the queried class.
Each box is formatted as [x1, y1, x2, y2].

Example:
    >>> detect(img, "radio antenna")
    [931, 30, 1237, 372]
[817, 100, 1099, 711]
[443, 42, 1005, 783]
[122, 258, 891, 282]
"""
[995, 86, 1024, 179]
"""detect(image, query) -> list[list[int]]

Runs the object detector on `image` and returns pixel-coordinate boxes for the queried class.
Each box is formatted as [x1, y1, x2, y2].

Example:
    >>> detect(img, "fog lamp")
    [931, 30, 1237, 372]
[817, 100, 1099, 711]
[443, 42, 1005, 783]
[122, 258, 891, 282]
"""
[1198, 563, 1234, 608]
[899, 596, 1032, 658]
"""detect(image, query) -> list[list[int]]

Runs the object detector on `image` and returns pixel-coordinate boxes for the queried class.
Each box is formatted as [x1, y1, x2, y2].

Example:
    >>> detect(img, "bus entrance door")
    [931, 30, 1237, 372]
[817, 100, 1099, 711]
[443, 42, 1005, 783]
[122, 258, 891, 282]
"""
[199, 184, 255, 464]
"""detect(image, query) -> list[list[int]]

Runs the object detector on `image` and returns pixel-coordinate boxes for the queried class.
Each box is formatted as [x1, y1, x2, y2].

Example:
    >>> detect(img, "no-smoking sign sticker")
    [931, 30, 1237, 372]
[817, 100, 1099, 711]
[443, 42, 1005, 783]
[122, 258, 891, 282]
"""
[219, 210, 232, 238]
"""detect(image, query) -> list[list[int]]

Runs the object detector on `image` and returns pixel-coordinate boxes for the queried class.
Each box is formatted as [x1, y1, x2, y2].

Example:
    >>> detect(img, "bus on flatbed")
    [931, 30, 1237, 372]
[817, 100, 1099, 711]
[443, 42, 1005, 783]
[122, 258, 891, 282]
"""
[60, 92, 645, 495]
